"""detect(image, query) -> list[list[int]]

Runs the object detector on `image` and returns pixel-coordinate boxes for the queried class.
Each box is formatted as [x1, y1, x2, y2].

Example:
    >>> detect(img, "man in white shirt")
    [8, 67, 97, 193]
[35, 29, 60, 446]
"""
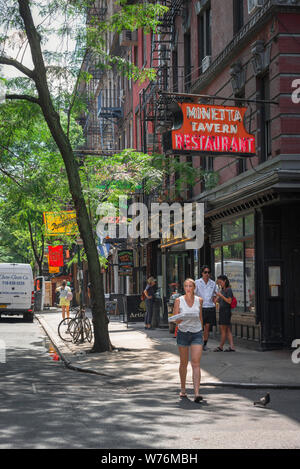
[195, 265, 217, 350]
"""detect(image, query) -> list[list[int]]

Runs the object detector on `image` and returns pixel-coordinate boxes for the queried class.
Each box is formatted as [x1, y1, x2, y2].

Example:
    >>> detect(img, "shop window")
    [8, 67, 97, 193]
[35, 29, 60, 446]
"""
[213, 213, 256, 314]
[223, 242, 244, 312]
[245, 240, 255, 313]
[245, 213, 254, 236]
[214, 247, 222, 278]
[222, 217, 243, 241]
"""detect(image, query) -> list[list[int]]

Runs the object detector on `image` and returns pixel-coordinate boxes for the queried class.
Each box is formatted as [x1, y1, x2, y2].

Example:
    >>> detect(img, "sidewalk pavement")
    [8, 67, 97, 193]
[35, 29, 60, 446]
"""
[36, 308, 300, 390]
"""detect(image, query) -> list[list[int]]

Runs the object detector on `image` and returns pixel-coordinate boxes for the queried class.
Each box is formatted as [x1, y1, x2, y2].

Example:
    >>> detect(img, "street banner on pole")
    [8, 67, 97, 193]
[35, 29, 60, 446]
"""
[48, 245, 64, 267]
[43, 211, 79, 236]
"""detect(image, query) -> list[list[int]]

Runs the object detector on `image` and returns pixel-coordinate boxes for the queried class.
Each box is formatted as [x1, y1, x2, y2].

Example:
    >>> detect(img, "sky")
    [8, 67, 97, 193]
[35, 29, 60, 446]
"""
[1, 2, 81, 80]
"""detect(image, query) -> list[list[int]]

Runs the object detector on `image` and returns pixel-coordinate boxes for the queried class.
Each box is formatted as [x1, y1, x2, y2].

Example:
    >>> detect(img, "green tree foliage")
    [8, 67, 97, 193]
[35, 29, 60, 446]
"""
[0, 0, 169, 353]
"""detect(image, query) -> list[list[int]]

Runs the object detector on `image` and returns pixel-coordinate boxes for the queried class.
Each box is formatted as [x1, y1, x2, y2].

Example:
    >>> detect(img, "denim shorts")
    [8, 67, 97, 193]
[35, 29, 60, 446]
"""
[177, 329, 204, 347]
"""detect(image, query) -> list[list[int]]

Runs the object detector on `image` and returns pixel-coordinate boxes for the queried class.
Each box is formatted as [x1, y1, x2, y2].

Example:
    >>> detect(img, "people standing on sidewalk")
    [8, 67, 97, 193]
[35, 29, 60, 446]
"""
[143, 277, 156, 330]
[173, 278, 204, 403]
[195, 266, 218, 351]
[214, 275, 236, 352]
[56, 280, 72, 320]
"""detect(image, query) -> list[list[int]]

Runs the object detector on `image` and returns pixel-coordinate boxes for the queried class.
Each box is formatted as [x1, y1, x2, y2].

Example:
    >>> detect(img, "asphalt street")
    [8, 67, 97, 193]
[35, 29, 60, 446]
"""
[0, 317, 300, 450]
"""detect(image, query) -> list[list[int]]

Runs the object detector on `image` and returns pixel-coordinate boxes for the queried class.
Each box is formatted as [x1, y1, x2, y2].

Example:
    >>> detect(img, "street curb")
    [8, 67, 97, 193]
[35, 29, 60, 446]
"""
[35, 314, 300, 390]
[35, 313, 113, 379]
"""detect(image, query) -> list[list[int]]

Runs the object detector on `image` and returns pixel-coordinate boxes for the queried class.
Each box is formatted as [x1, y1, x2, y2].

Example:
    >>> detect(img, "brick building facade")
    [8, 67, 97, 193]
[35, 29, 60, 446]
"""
[81, 0, 300, 348]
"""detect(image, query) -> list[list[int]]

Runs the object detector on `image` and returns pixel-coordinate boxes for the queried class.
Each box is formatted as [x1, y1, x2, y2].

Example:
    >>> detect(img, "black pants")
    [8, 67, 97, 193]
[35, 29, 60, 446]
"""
[145, 299, 154, 325]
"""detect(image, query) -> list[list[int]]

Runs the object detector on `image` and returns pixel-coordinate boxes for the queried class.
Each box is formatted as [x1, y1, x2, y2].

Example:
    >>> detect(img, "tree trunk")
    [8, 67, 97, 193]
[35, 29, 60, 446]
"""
[18, 0, 110, 352]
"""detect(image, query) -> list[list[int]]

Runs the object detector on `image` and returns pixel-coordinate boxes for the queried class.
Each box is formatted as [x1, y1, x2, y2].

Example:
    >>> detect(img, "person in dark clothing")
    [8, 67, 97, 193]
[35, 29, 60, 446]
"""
[214, 275, 236, 352]
[144, 277, 156, 330]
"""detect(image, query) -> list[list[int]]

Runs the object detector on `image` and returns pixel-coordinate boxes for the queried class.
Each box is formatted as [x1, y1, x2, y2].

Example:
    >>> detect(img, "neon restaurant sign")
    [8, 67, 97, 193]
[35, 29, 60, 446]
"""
[169, 103, 256, 156]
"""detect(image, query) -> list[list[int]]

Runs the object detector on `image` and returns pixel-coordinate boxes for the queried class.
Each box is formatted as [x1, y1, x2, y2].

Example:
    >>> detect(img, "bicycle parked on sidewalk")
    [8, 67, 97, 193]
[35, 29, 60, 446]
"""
[58, 306, 93, 344]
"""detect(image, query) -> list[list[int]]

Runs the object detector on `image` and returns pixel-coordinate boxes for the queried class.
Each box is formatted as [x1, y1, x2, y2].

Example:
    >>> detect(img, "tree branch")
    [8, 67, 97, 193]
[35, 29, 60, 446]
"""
[5, 93, 40, 105]
[0, 165, 22, 187]
[0, 55, 35, 79]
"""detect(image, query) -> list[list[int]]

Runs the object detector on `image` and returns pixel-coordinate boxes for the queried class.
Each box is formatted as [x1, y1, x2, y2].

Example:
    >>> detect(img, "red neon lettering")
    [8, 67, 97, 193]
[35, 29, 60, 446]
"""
[185, 134, 192, 149]
[248, 138, 255, 153]
[214, 136, 221, 152]
[205, 136, 214, 151]
[231, 137, 238, 152]
[175, 134, 184, 149]
[222, 137, 230, 152]
[239, 138, 247, 152]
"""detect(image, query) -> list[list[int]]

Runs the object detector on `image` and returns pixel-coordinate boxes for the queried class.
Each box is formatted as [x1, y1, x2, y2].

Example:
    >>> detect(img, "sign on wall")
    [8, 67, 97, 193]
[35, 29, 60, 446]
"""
[118, 249, 134, 276]
[170, 103, 256, 156]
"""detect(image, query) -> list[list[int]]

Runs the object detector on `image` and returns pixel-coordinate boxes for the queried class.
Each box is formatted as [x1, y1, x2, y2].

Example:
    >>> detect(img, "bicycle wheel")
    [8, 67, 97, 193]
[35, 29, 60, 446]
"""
[58, 317, 74, 343]
[84, 318, 93, 343]
[72, 318, 93, 343]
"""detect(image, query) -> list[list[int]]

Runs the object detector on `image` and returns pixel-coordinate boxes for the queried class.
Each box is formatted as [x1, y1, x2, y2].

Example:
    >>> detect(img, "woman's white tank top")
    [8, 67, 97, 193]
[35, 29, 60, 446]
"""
[178, 295, 202, 333]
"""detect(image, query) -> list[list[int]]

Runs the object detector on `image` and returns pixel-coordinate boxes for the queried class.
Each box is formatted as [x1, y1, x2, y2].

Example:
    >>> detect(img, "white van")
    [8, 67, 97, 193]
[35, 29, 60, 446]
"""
[0, 263, 34, 321]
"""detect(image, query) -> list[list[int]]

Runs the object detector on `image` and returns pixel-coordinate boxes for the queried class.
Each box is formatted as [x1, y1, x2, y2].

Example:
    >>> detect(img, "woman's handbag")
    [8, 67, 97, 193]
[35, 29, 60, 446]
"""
[67, 291, 73, 301]
[231, 296, 237, 309]
[141, 291, 146, 301]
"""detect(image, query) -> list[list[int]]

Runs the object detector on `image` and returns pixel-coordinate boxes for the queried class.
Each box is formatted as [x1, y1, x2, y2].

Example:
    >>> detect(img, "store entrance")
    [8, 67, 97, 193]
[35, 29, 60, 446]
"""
[290, 250, 300, 340]
[166, 251, 190, 298]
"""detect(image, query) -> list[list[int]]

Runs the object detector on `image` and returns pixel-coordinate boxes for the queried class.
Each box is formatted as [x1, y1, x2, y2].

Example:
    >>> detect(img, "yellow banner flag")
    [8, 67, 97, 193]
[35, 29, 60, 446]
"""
[43, 211, 79, 236]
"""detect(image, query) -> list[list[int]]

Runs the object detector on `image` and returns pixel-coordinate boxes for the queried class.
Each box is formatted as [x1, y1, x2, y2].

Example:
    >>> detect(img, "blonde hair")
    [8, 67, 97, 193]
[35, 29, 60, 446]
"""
[147, 276, 156, 284]
[184, 278, 196, 289]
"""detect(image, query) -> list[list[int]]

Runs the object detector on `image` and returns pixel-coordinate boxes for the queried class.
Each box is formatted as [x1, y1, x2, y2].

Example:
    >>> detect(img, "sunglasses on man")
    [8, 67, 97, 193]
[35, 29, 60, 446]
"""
[203, 270, 210, 274]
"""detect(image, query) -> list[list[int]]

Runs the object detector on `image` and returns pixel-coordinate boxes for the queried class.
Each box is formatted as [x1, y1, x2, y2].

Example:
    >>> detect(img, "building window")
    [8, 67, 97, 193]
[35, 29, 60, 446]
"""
[259, 74, 272, 162]
[198, 5, 211, 75]
[233, 0, 244, 35]
[201, 155, 213, 191]
[135, 113, 141, 151]
[184, 32, 191, 91]
[213, 213, 255, 314]
[143, 29, 147, 67]
[133, 46, 138, 66]
[172, 49, 178, 92]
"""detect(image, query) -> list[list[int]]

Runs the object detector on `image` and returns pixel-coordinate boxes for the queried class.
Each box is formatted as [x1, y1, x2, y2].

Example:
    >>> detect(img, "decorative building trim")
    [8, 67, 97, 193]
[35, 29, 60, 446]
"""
[251, 40, 272, 76]
[230, 61, 247, 96]
[195, 0, 210, 15]
[206, 190, 280, 223]
[191, 0, 300, 94]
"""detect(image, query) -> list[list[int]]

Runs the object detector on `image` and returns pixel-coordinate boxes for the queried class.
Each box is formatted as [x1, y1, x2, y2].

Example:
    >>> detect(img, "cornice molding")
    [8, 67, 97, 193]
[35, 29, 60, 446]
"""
[191, 0, 300, 94]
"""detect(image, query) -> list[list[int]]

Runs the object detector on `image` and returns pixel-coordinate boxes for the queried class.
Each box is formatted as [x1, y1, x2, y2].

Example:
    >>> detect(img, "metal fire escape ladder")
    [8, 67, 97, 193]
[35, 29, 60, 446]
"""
[142, 0, 183, 153]
[80, 1, 108, 151]
[97, 90, 123, 151]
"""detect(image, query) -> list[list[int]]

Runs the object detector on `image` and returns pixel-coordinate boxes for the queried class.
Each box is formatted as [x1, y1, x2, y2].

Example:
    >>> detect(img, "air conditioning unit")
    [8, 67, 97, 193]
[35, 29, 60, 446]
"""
[119, 30, 138, 47]
[202, 55, 211, 73]
[247, 0, 264, 15]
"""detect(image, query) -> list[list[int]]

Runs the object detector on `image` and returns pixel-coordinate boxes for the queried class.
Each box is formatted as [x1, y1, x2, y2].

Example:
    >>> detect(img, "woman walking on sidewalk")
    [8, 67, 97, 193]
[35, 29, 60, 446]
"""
[172, 278, 204, 403]
[56, 280, 72, 320]
[143, 277, 156, 330]
[214, 275, 235, 352]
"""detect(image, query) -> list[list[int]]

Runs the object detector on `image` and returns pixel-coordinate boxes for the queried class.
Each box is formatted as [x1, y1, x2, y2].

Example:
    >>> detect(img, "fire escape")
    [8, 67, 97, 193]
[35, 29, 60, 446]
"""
[79, 1, 117, 153]
[97, 89, 123, 151]
[140, 0, 183, 154]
